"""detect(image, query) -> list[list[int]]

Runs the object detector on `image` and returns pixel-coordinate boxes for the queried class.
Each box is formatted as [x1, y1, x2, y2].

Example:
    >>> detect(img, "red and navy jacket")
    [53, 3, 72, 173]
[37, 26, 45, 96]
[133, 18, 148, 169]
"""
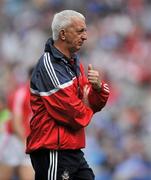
[26, 38, 110, 153]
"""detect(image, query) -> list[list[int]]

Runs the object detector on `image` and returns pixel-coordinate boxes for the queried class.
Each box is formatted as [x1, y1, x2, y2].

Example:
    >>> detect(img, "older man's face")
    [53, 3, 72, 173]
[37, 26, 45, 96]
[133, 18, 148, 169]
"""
[64, 17, 87, 53]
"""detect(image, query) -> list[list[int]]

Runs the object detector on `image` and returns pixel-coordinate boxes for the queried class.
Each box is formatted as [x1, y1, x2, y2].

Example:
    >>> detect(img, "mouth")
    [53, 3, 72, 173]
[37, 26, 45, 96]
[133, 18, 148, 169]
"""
[78, 42, 83, 46]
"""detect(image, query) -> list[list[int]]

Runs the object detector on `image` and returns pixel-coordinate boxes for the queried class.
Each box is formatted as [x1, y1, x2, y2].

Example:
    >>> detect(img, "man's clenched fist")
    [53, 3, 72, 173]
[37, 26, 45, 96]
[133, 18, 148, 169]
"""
[88, 64, 101, 92]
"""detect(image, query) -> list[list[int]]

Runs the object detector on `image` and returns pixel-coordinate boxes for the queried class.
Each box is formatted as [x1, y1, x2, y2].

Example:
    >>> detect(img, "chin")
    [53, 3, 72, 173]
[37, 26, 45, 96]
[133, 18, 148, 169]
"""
[71, 47, 80, 53]
[76, 47, 81, 51]
[76, 46, 82, 51]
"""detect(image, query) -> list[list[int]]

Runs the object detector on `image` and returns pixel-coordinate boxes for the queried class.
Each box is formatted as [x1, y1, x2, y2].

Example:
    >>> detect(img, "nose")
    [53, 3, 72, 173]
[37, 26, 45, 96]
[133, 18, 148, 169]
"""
[82, 31, 87, 41]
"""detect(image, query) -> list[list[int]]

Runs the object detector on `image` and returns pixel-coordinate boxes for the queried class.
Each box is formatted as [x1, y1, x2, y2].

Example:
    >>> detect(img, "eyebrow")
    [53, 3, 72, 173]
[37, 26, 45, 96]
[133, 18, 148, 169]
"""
[77, 28, 87, 32]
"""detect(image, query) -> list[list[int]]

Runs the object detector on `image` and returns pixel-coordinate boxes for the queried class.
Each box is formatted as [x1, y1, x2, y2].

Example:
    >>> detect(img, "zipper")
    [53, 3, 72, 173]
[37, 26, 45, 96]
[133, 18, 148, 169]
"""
[61, 58, 82, 98]
[57, 126, 60, 149]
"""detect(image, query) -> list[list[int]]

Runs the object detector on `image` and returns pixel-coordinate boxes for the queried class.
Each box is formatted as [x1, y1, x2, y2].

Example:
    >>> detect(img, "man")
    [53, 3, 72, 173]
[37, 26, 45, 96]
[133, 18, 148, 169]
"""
[26, 10, 110, 180]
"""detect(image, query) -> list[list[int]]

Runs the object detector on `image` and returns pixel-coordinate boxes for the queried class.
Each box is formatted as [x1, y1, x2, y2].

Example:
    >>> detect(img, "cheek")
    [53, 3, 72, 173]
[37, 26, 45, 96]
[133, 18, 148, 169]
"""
[65, 32, 80, 46]
[66, 36, 74, 44]
[73, 37, 81, 45]
[66, 36, 78, 45]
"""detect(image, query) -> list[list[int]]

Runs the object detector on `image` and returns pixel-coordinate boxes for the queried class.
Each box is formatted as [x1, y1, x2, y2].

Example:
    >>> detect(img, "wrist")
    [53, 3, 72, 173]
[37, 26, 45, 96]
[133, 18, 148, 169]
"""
[92, 82, 102, 93]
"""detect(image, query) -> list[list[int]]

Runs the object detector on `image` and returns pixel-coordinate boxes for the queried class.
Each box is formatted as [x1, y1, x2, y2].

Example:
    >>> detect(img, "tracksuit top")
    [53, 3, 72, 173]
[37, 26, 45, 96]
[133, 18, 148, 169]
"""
[26, 38, 110, 153]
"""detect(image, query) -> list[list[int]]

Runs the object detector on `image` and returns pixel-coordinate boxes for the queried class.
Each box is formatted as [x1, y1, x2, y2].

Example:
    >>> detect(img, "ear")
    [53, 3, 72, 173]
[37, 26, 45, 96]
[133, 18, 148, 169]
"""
[60, 29, 66, 40]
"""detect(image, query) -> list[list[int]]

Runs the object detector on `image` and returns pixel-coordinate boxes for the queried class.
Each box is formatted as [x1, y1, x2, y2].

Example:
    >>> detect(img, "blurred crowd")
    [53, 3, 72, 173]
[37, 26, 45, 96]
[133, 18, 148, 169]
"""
[0, 0, 151, 179]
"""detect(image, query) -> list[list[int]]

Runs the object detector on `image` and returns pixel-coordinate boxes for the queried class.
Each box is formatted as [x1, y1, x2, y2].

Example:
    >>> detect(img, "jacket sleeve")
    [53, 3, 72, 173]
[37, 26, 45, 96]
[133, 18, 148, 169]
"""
[31, 54, 93, 130]
[42, 86, 93, 130]
[88, 82, 110, 113]
[80, 64, 110, 113]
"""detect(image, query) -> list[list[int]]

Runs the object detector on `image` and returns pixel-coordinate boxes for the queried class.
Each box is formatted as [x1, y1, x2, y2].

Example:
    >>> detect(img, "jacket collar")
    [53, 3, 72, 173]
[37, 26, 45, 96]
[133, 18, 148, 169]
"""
[44, 38, 79, 64]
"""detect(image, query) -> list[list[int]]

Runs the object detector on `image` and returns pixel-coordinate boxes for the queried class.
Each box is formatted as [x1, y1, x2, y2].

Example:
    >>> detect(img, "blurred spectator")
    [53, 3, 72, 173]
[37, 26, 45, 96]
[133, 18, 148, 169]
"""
[0, 94, 13, 180]
[0, 67, 34, 180]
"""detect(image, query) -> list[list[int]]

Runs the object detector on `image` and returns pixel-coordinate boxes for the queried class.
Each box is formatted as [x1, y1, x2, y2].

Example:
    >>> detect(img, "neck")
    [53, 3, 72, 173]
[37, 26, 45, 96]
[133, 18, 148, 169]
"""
[53, 40, 72, 58]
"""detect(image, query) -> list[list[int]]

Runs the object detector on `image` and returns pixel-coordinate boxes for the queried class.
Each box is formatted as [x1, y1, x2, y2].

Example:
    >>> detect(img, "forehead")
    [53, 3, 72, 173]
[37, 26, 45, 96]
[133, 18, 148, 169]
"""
[68, 17, 86, 30]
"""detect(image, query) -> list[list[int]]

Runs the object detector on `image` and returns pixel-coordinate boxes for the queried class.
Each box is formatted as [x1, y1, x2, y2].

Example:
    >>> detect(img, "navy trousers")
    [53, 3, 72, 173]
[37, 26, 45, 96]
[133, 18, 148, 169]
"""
[30, 149, 95, 180]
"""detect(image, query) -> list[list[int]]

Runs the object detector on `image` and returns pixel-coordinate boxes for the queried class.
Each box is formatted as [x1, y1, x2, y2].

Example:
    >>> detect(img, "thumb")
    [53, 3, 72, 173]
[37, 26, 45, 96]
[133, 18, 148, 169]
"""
[88, 64, 93, 71]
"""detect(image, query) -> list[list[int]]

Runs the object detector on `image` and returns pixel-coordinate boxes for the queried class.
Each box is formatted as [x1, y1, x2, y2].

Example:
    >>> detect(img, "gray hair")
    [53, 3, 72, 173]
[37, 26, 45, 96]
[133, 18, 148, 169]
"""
[51, 10, 85, 41]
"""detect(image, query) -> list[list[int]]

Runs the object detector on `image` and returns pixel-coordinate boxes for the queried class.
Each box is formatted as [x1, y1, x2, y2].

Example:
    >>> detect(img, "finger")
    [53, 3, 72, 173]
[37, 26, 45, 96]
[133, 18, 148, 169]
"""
[88, 80, 98, 85]
[83, 84, 88, 92]
[88, 64, 93, 71]
[88, 71, 99, 77]
[88, 73, 99, 81]
[83, 85, 89, 94]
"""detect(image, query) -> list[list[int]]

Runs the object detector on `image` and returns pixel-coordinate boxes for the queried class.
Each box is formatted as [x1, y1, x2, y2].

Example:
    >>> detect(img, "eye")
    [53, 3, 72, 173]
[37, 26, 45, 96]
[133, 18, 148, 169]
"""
[78, 28, 87, 33]
[77, 28, 87, 35]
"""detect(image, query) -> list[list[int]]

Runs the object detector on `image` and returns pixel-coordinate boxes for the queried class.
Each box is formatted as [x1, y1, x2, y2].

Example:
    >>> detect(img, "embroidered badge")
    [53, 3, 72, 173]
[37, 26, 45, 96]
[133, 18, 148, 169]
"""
[61, 170, 70, 180]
